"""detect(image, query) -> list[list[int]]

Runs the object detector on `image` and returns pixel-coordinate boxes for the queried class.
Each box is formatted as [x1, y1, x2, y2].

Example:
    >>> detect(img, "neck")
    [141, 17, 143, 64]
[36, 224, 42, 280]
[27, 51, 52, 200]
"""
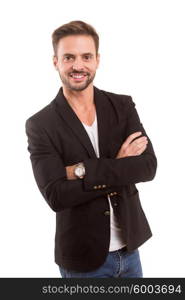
[63, 84, 94, 111]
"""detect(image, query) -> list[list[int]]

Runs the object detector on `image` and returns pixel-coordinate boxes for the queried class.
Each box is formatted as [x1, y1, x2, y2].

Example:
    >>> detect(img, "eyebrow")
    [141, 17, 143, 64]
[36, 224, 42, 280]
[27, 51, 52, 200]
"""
[63, 53, 94, 57]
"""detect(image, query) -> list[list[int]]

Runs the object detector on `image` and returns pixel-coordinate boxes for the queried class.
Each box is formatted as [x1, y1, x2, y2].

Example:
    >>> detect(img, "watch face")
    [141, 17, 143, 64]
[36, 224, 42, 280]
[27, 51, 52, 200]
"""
[76, 167, 83, 177]
[75, 164, 85, 178]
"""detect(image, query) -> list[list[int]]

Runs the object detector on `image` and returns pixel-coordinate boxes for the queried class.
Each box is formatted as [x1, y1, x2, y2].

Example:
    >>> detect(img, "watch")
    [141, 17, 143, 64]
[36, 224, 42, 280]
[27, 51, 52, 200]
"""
[74, 162, 86, 179]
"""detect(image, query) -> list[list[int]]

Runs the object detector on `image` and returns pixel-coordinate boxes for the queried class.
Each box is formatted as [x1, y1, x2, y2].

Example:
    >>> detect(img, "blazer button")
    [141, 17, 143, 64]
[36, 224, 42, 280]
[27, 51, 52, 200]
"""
[102, 185, 106, 188]
[104, 210, 110, 216]
[98, 185, 102, 189]
[113, 202, 118, 207]
[93, 186, 98, 189]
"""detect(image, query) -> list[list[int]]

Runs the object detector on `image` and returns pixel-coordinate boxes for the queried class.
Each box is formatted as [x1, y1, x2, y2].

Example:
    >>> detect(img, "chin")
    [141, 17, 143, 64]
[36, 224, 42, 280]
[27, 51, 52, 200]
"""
[70, 85, 88, 91]
[68, 81, 92, 92]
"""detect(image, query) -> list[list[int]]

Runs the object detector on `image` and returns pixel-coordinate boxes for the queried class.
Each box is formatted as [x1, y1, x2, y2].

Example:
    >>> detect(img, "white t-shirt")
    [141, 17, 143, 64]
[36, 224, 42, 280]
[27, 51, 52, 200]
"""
[82, 114, 126, 251]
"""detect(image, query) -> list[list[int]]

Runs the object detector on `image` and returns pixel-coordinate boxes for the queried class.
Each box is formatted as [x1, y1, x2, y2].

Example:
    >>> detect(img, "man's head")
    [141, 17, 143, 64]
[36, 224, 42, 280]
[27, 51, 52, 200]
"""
[52, 20, 100, 92]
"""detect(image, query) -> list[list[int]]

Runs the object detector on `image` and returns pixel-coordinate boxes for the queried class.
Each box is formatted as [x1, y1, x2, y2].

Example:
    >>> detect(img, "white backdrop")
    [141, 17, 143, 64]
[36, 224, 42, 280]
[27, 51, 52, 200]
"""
[0, 0, 185, 277]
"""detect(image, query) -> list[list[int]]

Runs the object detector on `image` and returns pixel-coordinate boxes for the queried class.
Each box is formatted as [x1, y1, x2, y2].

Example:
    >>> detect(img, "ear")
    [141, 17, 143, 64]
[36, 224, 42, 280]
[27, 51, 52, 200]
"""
[53, 55, 58, 70]
[96, 53, 100, 68]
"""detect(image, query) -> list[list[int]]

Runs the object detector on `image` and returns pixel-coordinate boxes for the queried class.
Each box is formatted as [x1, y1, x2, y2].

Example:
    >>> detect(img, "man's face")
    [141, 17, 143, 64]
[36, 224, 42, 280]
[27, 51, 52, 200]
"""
[53, 35, 100, 92]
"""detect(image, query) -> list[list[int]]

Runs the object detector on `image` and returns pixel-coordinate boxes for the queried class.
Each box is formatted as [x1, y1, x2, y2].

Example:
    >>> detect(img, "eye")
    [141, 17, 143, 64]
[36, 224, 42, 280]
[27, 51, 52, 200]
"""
[63, 55, 74, 62]
[83, 54, 92, 61]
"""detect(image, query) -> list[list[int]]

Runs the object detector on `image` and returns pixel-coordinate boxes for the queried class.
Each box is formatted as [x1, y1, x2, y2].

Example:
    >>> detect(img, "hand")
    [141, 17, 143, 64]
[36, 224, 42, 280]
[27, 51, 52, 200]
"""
[66, 164, 78, 180]
[116, 132, 148, 159]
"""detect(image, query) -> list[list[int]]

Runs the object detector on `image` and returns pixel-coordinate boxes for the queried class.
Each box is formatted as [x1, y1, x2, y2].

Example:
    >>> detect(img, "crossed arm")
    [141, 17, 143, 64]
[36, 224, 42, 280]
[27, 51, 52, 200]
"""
[26, 98, 157, 211]
[66, 131, 148, 180]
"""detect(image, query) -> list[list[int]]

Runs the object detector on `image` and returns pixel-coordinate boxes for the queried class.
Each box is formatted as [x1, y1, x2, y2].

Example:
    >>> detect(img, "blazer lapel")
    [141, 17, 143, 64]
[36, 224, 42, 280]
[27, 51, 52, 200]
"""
[53, 86, 110, 158]
[53, 87, 97, 158]
[94, 86, 110, 157]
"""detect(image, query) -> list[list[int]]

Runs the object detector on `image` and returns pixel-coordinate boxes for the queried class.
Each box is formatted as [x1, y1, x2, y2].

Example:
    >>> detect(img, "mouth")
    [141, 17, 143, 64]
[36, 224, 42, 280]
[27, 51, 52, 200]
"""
[69, 73, 88, 81]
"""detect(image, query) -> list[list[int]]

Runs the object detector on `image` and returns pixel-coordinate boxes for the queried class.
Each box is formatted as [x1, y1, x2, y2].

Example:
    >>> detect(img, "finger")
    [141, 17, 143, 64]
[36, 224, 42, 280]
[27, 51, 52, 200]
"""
[135, 144, 147, 155]
[132, 136, 148, 145]
[135, 139, 148, 148]
[129, 138, 148, 151]
[129, 138, 147, 151]
[124, 132, 142, 147]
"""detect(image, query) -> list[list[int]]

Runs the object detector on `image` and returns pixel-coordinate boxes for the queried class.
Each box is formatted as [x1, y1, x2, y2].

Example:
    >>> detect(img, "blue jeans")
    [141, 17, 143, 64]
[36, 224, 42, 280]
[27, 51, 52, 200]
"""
[59, 248, 143, 278]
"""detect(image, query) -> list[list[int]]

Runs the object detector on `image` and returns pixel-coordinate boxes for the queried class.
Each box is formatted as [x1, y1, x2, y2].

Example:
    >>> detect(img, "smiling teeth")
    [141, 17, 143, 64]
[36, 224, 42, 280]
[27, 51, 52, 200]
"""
[71, 74, 86, 78]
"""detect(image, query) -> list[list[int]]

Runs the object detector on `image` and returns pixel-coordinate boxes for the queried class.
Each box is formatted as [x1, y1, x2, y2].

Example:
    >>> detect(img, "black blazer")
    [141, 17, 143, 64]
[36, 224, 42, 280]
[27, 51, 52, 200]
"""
[25, 86, 157, 272]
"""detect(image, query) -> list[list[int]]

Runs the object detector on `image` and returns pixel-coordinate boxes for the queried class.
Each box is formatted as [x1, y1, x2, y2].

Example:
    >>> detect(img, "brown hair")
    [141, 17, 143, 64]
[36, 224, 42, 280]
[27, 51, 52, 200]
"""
[52, 20, 99, 56]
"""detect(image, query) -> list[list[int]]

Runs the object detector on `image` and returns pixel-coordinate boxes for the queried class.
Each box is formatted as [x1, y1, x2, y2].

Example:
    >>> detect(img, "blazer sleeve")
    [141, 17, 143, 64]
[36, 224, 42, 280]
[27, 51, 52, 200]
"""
[25, 118, 116, 212]
[83, 96, 157, 191]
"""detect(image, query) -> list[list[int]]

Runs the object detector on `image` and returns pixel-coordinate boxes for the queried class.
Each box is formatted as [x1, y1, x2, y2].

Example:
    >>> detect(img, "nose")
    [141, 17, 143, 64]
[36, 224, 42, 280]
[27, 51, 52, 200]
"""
[72, 57, 84, 71]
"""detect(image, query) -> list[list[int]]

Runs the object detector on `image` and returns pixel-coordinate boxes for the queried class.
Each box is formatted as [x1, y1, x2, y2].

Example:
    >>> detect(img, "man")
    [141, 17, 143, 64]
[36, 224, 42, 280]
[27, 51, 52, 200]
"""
[25, 20, 157, 278]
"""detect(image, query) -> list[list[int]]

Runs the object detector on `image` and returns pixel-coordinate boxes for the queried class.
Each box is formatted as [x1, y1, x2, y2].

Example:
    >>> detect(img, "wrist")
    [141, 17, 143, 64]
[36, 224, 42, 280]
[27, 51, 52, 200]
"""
[74, 162, 85, 179]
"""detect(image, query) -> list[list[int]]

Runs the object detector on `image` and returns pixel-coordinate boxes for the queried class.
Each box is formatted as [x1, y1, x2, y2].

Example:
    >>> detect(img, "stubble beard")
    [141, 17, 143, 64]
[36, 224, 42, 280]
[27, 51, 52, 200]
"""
[59, 72, 96, 92]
